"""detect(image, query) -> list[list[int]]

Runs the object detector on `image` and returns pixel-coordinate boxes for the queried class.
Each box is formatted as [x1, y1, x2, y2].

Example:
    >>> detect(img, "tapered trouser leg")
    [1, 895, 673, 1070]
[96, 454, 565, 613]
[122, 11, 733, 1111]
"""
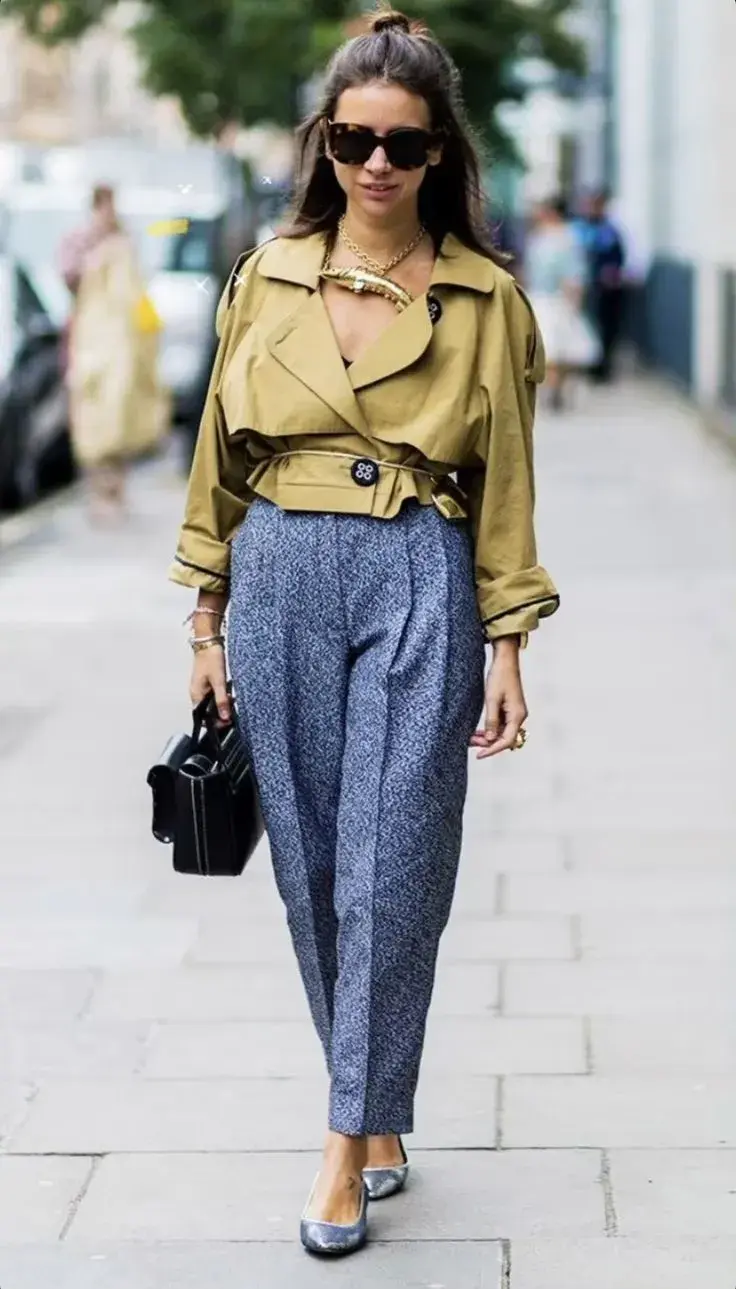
[228, 499, 486, 1134]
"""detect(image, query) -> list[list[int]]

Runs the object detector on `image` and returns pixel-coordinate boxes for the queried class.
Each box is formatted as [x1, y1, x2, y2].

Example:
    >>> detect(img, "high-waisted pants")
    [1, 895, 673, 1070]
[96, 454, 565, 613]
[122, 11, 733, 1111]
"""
[228, 497, 486, 1135]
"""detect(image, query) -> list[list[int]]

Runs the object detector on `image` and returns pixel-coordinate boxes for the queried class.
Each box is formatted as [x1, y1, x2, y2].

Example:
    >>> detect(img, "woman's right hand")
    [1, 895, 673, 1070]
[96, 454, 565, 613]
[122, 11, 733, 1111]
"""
[189, 644, 232, 724]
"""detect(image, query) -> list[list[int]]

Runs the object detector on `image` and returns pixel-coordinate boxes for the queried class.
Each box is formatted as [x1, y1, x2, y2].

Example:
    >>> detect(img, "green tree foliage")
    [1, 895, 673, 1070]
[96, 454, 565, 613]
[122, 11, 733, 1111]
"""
[2, 0, 583, 147]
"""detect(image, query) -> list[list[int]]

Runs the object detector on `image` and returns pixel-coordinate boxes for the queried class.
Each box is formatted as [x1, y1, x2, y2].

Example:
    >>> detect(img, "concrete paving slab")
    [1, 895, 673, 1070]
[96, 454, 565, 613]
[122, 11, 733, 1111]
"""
[590, 1017, 736, 1075]
[580, 912, 736, 962]
[0, 1155, 92, 1242]
[7, 1078, 328, 1153]
[503, 1076, 736, 1147]
[0, 970, 96, 1026]
[87, 965, 311, 1023]
[569, 831, 736, 869]
[439, 916, 574, 962]
[510, 1238, 736, 1289]
[0, 1021, 151, 1080]
[504, 962, 732, 1016]
[610, 1149, 736, 1237]
[422, 1018, 586, 1075]
[67, 1149, 602, 1242]
[0, 1241, 504, 1288]
[429, 965, 500, 1016]
[506, 871, 736, 914]
[0, 917, 198, 970]
[141, 1020, 326, 1079]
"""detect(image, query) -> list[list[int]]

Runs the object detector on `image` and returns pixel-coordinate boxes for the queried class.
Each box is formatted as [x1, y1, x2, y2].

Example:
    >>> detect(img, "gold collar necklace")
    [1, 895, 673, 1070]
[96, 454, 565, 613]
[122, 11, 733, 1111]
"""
[318, 217, 426, 313]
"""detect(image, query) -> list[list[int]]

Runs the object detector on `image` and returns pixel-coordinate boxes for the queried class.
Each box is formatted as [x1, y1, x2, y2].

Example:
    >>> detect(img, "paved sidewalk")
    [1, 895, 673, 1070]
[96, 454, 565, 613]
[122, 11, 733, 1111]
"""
[0, 378, 735, 1287]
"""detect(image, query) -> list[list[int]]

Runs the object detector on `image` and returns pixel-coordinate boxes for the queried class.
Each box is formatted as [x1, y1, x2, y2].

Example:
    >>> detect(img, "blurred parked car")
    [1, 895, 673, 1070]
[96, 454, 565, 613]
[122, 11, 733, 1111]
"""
[0, 255, 73, 511]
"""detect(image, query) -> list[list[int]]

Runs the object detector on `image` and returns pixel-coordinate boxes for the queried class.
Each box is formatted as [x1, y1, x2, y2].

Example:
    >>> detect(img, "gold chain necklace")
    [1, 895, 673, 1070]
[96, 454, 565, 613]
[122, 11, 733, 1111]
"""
[337, 214, 426, 275]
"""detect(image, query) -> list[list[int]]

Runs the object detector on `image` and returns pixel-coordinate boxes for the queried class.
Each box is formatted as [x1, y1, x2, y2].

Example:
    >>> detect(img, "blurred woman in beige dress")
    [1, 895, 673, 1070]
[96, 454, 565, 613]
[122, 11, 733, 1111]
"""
[63, 185, 169, 521]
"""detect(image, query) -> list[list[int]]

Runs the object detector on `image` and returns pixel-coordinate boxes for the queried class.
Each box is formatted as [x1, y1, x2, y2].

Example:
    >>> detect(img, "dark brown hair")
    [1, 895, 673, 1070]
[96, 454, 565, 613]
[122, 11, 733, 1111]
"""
[281, 6, 506, 264]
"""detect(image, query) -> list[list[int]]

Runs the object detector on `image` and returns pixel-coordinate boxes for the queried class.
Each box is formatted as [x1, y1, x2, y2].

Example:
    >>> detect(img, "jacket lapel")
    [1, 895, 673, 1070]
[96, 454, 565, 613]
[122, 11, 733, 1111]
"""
[265, 290, 369, 436]
[348, 295, 434, 391]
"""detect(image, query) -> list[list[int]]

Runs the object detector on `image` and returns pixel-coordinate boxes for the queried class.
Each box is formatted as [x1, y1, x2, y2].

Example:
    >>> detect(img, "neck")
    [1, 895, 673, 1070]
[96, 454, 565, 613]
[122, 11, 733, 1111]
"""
[341, 204, 423, 258]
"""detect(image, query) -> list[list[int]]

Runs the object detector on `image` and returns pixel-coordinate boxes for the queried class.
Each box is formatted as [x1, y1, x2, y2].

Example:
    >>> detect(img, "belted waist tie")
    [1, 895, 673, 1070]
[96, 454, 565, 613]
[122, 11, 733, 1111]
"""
[258, 449, 469, 522]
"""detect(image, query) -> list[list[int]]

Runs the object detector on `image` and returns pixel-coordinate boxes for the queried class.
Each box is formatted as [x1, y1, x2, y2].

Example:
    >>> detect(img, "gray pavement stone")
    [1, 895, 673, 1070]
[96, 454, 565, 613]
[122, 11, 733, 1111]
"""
[141, 1020, 326, 1079]
[186, 916, 299, 965]
[87, 965, 311, 1023]
[412, 1076, 498, 1148]
[580, 912, 736, 962]
[422, 1018, 586, 1075]
[610, 1149, 736, 1237]
[590, 1017, 736, 1075]
[0, 1021, 151, 1080]
[503, 962, 732, 1016]
[429, 965, 500, 1016]
[569, 831, 736, 870]
[0, 1082, 36, 1144]
[0, 917, 198, 970]
[7, 1078, 328, 1153]
[67, 1148, 602, 1242]
[506, 871, 736, 914]
[0, 1155, 92, 1242]
[0, 970, 95, 1027]
[439, 916, 574, 962]
[503, 1076, 736, 1147]
[0, 1241, 504, 1288]
[456, 833, 565, 872]
[510, 1238, 736, 1289]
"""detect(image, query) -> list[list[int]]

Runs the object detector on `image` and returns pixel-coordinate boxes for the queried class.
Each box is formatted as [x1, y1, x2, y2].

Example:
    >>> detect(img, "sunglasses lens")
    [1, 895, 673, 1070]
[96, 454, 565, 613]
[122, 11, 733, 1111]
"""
[384, 131, 431, 169]
[328, 126, 374, 165]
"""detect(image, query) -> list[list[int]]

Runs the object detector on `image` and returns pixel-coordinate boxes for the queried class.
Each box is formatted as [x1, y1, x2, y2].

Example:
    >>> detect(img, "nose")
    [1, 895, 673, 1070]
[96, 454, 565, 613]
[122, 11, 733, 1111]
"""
[364, 146, 391, 173]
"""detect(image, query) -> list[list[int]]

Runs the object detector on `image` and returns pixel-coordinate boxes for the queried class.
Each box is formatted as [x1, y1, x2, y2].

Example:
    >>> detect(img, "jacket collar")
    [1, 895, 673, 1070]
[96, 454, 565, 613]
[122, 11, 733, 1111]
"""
[257, 230, 498, 295]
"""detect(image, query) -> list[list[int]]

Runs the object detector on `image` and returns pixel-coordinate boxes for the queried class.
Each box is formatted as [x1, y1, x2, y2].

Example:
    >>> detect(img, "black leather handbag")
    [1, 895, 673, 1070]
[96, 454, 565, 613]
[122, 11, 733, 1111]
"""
[147, 688, 264, 876]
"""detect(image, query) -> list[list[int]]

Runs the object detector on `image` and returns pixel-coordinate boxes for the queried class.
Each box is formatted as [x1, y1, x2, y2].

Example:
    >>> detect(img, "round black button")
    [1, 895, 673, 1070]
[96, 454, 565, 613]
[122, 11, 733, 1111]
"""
[351, 458, 380, 487]
[427, 293, 443, 325]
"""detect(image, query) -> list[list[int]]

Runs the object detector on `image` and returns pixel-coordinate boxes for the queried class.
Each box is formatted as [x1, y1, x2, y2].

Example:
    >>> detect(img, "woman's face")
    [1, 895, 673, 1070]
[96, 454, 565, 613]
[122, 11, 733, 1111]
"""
[326, 81, 442, 222]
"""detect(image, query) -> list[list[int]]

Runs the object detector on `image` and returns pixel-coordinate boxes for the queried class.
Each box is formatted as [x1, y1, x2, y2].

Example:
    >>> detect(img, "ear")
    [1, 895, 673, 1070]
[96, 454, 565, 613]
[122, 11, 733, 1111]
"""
[427, 144, 443, 168]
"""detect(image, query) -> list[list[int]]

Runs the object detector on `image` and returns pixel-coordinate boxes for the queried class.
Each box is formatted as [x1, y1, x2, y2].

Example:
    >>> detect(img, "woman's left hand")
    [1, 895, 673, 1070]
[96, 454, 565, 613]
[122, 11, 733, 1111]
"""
[470, 637, 528, 759]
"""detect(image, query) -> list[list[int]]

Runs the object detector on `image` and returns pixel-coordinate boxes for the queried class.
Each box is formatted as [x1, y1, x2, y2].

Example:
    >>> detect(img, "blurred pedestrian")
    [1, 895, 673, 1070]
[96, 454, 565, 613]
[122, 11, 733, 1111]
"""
[524, 195, 600, 411]
[576, 189, 626, 382]
[170, 5, 558, 1257]
[64, 185, 168, 523]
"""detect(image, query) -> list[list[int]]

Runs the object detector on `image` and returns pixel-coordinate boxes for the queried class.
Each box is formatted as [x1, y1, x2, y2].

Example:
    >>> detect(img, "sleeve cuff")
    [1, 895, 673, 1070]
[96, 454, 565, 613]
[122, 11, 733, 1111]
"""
[478, 566, 560, 641]
[168, 537, 231, 593]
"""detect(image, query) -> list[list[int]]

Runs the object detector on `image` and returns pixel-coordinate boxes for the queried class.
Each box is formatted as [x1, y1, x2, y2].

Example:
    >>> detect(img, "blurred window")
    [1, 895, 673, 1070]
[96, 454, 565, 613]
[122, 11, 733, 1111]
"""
[158, 218, 219, 274]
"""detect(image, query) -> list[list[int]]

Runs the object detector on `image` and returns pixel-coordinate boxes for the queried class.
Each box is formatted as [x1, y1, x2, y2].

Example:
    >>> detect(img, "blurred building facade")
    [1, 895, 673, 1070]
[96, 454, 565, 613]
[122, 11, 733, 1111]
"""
[0, 3, 189, 146]
[615, 0, 736, 411]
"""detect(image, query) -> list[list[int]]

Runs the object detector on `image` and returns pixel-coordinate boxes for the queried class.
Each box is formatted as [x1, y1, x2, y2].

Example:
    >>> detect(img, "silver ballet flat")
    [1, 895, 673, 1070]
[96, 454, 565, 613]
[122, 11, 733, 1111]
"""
[363, 1136, 409, 1201]
[300, 1178, 369, 1256]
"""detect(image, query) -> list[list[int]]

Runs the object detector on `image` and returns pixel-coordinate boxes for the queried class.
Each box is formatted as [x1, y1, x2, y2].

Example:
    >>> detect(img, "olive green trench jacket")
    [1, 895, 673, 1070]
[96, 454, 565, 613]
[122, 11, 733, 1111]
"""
[170, 231, 559, 641]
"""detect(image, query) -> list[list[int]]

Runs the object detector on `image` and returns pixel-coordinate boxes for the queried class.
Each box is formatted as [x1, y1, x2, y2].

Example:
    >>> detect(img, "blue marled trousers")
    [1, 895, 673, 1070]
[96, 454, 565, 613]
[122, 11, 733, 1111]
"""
[228, 498, 485, 1135]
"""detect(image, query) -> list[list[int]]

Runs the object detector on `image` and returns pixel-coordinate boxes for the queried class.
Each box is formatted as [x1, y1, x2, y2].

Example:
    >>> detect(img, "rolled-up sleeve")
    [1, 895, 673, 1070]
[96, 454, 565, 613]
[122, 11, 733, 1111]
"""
[168, 260, 253, 593]
[458, 279, 560, 643]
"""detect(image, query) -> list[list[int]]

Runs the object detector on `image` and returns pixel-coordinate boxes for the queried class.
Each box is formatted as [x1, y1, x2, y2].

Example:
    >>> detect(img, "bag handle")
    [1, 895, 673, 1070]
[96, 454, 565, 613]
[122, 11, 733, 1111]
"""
[190, 680, 234, 744]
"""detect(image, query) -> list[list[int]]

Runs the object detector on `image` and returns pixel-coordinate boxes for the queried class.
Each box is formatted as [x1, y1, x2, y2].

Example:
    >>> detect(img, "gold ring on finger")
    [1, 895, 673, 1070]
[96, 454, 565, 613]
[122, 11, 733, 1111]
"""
[512, 729, 528, 751]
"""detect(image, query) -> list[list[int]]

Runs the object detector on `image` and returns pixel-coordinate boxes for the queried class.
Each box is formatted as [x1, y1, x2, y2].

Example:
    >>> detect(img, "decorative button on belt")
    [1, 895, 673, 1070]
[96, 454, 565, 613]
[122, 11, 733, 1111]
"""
[351, 458, 379, 487]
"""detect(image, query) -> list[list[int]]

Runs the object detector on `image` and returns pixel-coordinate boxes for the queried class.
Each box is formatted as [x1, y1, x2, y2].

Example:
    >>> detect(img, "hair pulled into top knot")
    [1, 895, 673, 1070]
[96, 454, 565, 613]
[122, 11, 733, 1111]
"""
[369, 8, 424, 37]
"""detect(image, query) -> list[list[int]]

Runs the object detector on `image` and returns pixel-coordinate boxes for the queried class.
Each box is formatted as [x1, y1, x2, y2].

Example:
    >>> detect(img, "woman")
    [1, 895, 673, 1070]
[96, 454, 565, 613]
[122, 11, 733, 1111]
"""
[67, 185, 168, 522]
[171, 7, 559, 1257]
[524, 195, 600, 410]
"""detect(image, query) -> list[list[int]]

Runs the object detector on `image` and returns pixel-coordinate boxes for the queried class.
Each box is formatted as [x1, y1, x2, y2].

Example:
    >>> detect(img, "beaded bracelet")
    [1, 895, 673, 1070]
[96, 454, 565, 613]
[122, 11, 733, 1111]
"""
[183, 607, 226, 627]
